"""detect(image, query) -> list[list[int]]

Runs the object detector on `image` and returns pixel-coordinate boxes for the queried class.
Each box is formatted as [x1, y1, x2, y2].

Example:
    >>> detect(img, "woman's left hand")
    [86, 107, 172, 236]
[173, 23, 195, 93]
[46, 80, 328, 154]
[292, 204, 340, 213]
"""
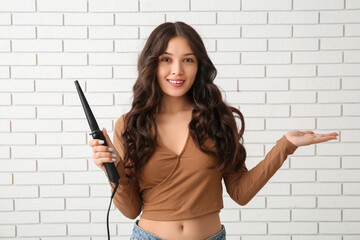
[285, 130, 338, 147]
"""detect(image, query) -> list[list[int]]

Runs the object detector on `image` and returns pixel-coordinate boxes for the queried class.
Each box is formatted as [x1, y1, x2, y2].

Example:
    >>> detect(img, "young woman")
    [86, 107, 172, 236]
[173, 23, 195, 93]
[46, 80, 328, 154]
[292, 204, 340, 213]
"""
[89, 22, 338, 240]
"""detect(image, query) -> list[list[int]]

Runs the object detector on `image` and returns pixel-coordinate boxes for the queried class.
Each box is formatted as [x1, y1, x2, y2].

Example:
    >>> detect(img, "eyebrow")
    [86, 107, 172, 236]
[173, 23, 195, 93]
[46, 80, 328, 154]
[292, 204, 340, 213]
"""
[163, 51, 195, 56]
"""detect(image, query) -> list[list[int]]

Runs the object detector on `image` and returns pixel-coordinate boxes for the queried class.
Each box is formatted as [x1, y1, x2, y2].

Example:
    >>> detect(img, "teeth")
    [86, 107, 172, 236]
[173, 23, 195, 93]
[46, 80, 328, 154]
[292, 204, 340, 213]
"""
[168, 80, 184, 84]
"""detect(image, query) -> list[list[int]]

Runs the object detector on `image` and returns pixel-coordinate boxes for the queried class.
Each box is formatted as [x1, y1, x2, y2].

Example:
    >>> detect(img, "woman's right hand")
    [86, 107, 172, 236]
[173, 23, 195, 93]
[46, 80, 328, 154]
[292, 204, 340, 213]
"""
[89, 128, 121, 173]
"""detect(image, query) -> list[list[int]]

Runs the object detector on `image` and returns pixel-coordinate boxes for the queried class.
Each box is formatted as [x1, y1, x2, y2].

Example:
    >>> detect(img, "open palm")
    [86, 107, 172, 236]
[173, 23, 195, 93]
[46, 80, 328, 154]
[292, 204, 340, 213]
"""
[285, 130, 338, 147]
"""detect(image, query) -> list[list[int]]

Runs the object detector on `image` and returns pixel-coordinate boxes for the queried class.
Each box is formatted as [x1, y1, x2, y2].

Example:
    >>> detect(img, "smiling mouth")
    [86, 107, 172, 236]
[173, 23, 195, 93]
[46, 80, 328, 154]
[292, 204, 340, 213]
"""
[167, 79, 185, 87]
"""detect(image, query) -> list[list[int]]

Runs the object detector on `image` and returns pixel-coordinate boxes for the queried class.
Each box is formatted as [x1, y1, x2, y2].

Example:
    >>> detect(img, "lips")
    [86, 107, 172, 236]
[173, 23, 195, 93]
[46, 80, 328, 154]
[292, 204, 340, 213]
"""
[167, 79, 185, 87]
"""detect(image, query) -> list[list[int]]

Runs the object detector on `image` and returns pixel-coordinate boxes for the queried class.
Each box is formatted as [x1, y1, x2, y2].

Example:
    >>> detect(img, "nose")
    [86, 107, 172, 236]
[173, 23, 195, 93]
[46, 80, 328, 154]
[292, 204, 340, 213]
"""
[171, 60, 184, 75]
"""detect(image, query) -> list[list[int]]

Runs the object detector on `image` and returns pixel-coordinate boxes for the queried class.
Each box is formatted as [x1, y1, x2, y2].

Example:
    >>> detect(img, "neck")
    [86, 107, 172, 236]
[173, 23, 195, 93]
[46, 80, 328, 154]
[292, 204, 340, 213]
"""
[157, 95, 193, 114]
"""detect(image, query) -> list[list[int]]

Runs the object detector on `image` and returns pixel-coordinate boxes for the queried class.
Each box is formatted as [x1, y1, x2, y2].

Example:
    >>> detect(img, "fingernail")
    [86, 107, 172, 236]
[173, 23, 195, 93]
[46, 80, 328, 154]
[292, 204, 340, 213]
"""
[112, 153, 116, 158]
[112, 158, 116, 162]
[108, 148, 114, 152]
[98, 140, 104, 144]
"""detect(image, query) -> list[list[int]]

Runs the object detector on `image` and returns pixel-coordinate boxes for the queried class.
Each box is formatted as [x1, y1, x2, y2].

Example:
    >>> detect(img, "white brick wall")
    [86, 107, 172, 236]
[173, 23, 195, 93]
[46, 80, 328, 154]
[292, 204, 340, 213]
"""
[0, 0, 358, 238]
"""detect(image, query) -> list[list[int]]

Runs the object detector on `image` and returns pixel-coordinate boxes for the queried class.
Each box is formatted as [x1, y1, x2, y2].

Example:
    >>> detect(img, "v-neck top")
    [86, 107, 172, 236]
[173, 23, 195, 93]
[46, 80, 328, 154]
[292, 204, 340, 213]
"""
[110, 114, 298, 221]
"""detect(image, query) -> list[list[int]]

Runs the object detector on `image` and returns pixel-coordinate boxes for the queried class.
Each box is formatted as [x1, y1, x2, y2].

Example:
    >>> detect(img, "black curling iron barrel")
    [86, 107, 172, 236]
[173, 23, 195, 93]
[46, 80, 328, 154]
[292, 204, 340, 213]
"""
[74, 80, 120, 184]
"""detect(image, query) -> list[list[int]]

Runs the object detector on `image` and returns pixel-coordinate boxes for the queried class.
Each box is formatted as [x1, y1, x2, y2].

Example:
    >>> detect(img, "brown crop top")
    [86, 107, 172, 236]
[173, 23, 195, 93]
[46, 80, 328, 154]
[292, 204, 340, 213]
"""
[108, 114, 298, 221]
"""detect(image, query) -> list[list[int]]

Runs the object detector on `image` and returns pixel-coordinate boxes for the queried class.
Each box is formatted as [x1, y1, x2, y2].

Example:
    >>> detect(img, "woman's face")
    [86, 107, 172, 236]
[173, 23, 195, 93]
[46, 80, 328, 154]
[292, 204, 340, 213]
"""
[156, 36, 198, 100]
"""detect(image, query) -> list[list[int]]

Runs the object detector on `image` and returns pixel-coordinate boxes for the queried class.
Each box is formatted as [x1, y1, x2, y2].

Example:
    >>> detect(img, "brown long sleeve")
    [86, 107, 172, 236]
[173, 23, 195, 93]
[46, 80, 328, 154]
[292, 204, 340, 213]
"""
[223, 135, 298, 206]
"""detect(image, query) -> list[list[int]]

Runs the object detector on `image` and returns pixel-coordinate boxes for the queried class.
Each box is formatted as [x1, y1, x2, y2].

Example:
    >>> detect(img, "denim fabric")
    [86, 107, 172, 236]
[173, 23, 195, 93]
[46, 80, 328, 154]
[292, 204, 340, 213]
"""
[130, 220, 226, 240]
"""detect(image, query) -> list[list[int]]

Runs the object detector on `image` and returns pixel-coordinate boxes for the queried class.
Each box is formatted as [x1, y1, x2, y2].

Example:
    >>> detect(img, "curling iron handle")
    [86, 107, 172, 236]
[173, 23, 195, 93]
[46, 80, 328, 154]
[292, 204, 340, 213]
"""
[91, 130, 120, 184]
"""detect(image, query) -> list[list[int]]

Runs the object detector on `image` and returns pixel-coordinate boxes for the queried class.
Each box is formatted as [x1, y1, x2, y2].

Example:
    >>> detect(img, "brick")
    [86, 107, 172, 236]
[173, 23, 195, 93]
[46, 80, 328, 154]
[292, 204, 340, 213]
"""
[318, 196, 360, 208]
[0, 173, 11, 184]
[0, 147, 9, 158]
[242, 52, 291, 64]
[224, 91, 264, 104]
[267, 117, 315, 130]
[257, 183, 290, 195]
[68, 223, 116, 236]
[290, 77, 340, 90]
[242, 25, 292, 38]
[0, 80, 34, 92]
[345, 51, 360, 63]
[267, 196, 316, 208]
[0, 26, 35, 39]
[218, 12, 266, 24]
[0, 13, 11, 25]
[66, 198, 109, 210]
[65, 13, 114, 25]
[89, 53, 137, 65]
[244, 237, 290, 240]
[89, 0, 138, 12]
[41, 211, 89, 223]
[36, 79, 84, 92]
[343, 156, 360, 168]
[89, 26, 138, 39]
[17, 224, 66, 237]
[343, 129, 360, 141]
[38, 53, 87, 66]
[0, 93, 10, 105]
[66, 92, 113, 106]
[0, 199, 13, 211]
[13, 93, 62, 105]
[90, 184, 111, 197]
[65, 172, 108, 184]
[243, 0, 291, 10]
[0, 186, 38, 198]
[269, 39, 319, 51]
[0, 160, 36, 171]
[116, 13, 164, 25]
[219, 209, 239, 221]
[318, 116, 359, 129]
[38, 159, 87, 171]
[14, 172, 63, 185]
[292, 104, 340, 117]
[37, 0, 87, 12]
[12, 146, 61, 158]
[16, 198, 64, 211]
[140, 0, 188, 11]
[12, 66, 61, 79]
[12, 120, 61, 132]
[0, 212, 39, 224]
[291, 156, 340, 168]
[343, 183, 360, 194]
[191, 0, 240, 10]
[114, 92, 133, 105]
[319, 64, 360, 76]
[321, 10, 360, 23]
[166, 12, 216, 24]
[320, 223, 360, 234]
[63, 66, 112, 79]
[347, 0, 360, 8]
[269, 12, 319, 24]
[13, 13, 62, 25]
[225, 222, 267, 234]
[0, 0, 35, 12]
[86, 79, 135, 93]
[0, 53, 36, 65]
[241, 209, 290, 221]
[208, 52, 240, 64]
[238, 78, 288, 90]
[293, 183, 341, 195]
[240, 104, 289, 117]
[294, 24, 343, 37]
[267, 65, 316, 77]
[294, 0, 344, 10]
[0, 40, 10, 52]
[38, 26, 87, 39]
[41, 185, 89, 197]
[344, 103, 360, 115]
[37, 132, 86, 145]
[0, 66, 9, 77]
[62, 119, 113, 132]
[0, 226, 15, 237]
[269, 222, 317, 234]
[267, 91, 316, 103]
[343, 209, 360, 220]
[293, 51, 342, 63]
[272, 170, 315, 182]
[190, 25, 240, 38]
[0, 120, 10, 131]
[12, 40, 62, 52]
[319, 90, 360, 103]
[114, 65, 138, 78]
[214, 78, 237, 91]
[0, 106, 35, 118]
[64, 40, 113, 52]
[345, 24, 360, 36]
[217, 65, 264, 78]
[318, 169, 360, 182]
[115, 39, 145, 52]
[0, 133, 34, 145]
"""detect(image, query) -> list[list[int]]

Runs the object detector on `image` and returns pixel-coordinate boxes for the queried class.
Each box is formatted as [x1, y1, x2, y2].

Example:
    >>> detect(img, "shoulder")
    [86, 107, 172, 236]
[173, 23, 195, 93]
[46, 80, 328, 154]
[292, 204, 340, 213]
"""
[115, 112, 129, 134]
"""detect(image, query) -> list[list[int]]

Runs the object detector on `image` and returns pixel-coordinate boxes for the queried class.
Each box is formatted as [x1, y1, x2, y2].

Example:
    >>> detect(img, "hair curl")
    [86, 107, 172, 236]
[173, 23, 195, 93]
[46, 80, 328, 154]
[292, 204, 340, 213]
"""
[121, 21, 246, 176]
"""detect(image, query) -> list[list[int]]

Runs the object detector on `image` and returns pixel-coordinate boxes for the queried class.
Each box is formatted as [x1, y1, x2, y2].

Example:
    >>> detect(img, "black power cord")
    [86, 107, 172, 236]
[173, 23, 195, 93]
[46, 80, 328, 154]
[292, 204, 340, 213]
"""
[107, 182, 119, 240]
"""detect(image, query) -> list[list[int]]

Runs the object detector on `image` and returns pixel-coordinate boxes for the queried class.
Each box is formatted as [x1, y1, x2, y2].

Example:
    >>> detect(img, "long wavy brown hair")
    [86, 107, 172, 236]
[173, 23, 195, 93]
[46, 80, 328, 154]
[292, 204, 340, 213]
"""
[121, 21, 246, 176]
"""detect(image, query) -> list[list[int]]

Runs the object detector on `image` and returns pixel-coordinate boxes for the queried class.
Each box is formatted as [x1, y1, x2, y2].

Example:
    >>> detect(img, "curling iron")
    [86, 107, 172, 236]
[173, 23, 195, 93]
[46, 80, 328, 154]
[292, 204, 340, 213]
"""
[74, 80, 119, 240]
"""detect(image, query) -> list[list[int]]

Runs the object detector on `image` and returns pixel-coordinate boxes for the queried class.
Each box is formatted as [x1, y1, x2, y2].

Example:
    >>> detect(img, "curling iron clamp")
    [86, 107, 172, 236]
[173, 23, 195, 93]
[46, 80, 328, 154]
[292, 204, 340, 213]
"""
[74, 80, 119, 240]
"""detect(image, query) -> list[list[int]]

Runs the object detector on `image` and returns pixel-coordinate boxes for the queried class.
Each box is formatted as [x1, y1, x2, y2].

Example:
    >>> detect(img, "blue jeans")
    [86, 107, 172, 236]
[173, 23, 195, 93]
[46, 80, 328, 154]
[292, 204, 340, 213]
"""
[130, 220, 226, 240]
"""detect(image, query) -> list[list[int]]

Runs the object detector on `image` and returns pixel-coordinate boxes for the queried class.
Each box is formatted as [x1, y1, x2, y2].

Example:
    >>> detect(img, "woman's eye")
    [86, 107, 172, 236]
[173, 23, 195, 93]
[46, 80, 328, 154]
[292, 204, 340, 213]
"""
[184, 58, 194, 63]
[161, 58, 170, 62]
